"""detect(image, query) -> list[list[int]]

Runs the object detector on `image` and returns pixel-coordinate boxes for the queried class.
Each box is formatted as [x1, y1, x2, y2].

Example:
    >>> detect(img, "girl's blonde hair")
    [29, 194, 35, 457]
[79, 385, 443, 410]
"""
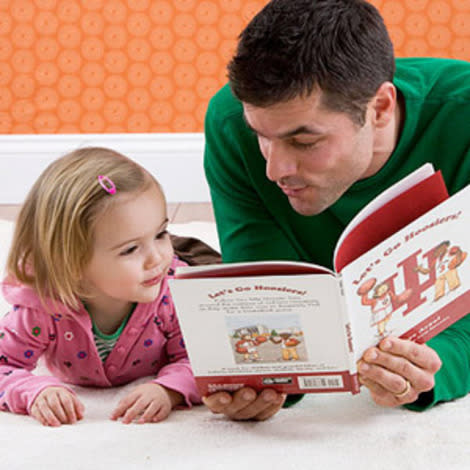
[6, 147, 159, 311]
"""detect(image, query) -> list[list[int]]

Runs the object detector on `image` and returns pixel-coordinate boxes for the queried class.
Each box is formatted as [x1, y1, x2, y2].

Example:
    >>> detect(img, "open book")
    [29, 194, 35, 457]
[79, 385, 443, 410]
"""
[169, 164, 470, 395]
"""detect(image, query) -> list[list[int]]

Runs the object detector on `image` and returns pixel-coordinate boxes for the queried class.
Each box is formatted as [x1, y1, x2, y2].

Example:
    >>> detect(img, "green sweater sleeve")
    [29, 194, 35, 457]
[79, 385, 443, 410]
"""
[405, 314, 470, 411]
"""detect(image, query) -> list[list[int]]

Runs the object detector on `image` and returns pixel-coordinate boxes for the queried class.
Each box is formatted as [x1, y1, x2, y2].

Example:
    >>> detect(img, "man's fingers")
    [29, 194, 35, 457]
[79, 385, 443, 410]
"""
[228, 389, 284, 421]
[222, 388, 259, 419]
[358, 338, 442, 408]
[360, 351, 433, 393]
[251, 392, 286, 421]
[359, 375, 419, 406]
[361, 343, 439, 393]
[202, 391, 234, 414]
[203, 388, 284, 421]
[378, 337, 442, 372]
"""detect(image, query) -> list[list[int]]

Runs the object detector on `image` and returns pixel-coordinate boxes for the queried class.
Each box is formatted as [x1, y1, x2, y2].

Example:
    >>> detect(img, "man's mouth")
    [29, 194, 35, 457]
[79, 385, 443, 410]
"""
[278, 184, 308, 197]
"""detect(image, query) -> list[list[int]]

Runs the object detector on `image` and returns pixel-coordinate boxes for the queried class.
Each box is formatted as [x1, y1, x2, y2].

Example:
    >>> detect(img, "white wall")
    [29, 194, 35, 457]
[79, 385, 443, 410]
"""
[0, 133, 208, 204]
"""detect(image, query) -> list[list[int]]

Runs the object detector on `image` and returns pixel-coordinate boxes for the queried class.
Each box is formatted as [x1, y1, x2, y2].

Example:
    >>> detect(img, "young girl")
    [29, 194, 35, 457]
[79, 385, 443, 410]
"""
[0, 147, 201, 426]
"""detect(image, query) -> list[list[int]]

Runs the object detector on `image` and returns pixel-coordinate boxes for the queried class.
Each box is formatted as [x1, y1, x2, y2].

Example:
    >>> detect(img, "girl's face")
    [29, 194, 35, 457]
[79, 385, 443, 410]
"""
[81, 183, 173, 315]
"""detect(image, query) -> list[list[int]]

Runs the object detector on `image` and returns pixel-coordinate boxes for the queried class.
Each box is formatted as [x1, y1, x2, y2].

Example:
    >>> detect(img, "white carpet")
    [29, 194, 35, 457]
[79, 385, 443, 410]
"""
[1, 218, 469, 470]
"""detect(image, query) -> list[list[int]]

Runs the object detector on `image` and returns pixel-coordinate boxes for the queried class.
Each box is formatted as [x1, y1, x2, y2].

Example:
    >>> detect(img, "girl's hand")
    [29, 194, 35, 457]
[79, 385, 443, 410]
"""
[110, 383, 184, 424]
[30, 387, 85, 426]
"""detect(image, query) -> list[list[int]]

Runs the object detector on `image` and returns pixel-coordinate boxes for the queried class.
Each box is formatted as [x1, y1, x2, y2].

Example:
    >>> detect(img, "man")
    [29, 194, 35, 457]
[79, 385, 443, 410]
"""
[203, 0, 470, 420]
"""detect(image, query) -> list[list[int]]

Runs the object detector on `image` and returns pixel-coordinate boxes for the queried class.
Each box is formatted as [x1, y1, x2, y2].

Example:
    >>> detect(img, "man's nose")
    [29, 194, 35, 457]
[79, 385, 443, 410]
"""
[261, 139, 297, 182]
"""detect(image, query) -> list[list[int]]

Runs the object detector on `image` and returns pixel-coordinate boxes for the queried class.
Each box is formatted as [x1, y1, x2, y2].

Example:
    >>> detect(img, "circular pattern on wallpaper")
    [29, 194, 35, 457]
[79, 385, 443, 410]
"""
[0, 0, 468, 133]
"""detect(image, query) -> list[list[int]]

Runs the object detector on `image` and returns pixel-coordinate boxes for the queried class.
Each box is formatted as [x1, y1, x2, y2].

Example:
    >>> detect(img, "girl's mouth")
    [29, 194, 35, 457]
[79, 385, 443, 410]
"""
[142, 275, 162, 287]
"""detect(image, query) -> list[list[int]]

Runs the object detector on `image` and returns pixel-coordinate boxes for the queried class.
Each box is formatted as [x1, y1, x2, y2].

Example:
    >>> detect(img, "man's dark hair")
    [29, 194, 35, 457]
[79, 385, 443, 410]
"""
[228, 0, 395, 126]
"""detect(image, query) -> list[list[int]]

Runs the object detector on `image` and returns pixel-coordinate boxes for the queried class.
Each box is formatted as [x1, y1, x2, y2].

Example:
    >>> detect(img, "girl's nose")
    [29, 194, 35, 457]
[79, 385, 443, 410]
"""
[144, 245, 162, 269]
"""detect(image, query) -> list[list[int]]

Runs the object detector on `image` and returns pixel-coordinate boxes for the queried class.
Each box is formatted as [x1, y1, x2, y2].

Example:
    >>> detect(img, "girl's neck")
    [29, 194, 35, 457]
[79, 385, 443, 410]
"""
[82, 297, 136, 335]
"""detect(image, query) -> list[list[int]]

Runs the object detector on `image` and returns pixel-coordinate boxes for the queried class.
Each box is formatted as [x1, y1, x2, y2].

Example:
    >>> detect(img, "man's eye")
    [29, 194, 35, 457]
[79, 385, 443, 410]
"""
[156, 230, 168, 240]
[120, 246, 137, 256]
[291, 140, 316, 149]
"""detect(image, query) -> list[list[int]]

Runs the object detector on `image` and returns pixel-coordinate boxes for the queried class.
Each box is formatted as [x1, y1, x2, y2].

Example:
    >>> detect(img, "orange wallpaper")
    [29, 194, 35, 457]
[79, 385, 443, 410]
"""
[0, 0, 468, 134]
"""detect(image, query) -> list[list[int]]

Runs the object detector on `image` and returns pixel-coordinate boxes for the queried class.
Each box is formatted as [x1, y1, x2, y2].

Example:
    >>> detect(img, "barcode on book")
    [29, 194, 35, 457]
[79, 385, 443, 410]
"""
[297, 375, 344, 390]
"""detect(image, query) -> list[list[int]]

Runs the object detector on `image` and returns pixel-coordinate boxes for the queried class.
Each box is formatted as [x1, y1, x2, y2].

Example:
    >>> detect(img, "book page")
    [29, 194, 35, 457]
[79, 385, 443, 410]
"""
[169, 274, 358, 394]
[174, 260, 334, 278]
[340, 184, 470, 361]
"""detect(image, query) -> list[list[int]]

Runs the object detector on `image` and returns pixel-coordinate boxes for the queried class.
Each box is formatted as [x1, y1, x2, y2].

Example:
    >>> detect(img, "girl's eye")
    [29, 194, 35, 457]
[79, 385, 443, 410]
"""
[120, 246, 137, 256]
[156, 230, 168, 240]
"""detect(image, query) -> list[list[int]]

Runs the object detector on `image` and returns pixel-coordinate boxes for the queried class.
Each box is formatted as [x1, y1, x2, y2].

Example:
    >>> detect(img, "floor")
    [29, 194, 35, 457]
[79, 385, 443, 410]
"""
[0, 203, 215, 223]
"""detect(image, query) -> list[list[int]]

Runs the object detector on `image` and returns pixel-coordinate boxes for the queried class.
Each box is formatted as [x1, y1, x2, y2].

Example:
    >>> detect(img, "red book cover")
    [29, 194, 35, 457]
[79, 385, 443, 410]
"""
[334, 171, 448, 273]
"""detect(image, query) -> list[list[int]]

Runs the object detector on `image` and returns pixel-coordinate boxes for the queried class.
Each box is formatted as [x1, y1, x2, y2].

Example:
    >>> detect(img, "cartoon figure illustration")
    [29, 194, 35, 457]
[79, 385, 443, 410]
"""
[235, 333, 264, 361]
[415, 241, 467, 301]
[271, 329, 301, 361]
[357, 278, 412, 339]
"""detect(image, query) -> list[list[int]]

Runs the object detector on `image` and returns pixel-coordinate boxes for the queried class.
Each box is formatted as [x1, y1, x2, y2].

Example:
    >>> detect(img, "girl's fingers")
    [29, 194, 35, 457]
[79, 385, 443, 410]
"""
[121, 398, 148, 424]
[151, 405, 171, 423]
[138, 402, 162, 423]
[46, 392, 69, 423]
[59, 392, 84, 423]
[110, 394, 138, 420]
[35, 401, 62, 427]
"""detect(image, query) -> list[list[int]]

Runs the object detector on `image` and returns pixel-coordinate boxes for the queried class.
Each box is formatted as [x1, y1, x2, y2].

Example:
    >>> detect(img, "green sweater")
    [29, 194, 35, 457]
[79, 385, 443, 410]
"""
[204, 57, 470, 410]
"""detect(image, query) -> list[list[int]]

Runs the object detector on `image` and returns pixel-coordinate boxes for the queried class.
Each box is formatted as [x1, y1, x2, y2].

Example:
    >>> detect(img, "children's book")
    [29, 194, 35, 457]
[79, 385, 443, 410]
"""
[169, 164, 470, 396]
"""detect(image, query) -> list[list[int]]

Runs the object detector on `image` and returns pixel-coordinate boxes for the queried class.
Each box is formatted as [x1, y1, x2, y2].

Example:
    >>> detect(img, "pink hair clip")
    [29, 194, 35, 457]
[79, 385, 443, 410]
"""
[98, 175, 116, 195]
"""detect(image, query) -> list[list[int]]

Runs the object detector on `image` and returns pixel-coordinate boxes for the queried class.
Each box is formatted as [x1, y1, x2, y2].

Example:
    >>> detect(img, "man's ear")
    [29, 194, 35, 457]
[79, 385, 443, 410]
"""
[371, 82, 397, 128]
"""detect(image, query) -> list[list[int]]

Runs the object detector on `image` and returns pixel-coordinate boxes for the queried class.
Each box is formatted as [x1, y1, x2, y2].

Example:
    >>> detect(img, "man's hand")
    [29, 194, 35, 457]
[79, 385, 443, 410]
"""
[110, 383, 183, 424]
[202, 387, 286, 421]
[358, 336, 442, 407]
[31, 387, 85, 426]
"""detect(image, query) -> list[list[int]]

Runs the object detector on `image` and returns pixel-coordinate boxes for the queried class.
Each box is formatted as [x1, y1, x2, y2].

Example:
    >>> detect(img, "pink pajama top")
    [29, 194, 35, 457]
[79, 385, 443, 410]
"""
[0, 256, 201, 415]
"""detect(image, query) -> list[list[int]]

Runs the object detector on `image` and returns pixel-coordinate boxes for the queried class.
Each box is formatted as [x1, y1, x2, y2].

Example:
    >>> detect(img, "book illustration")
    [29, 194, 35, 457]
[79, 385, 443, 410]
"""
[273, 329, 303, 361]
[232, 325, 267, 362]
[414, 240, 467, 301]
[356, 277, 412, 339]
[226, 314, 307, 364]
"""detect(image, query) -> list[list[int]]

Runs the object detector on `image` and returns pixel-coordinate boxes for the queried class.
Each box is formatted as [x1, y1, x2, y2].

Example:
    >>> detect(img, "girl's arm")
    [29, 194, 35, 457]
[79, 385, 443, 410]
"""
[0, 306, 75, 415]
[151, 301, 201, 407]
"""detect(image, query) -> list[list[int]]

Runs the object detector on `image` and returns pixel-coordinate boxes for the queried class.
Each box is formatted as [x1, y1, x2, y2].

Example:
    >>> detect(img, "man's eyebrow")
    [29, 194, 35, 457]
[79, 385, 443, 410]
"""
[243, 115, 323, 139]
[278, 125, 323, 138]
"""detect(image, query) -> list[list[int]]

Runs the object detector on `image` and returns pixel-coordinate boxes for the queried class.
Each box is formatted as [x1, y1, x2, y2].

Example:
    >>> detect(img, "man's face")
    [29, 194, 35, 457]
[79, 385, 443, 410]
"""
[243, 90, 380, 216]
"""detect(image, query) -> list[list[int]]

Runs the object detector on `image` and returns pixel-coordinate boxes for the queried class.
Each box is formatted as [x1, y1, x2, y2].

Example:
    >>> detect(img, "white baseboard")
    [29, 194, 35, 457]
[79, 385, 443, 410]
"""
[0, 133, 209, 204]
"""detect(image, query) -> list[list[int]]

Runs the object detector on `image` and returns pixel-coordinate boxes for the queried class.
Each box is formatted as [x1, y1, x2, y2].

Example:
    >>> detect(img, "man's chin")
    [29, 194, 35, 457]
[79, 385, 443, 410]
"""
[288, 197, 328, 216]
[287, 186, 347, 216]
